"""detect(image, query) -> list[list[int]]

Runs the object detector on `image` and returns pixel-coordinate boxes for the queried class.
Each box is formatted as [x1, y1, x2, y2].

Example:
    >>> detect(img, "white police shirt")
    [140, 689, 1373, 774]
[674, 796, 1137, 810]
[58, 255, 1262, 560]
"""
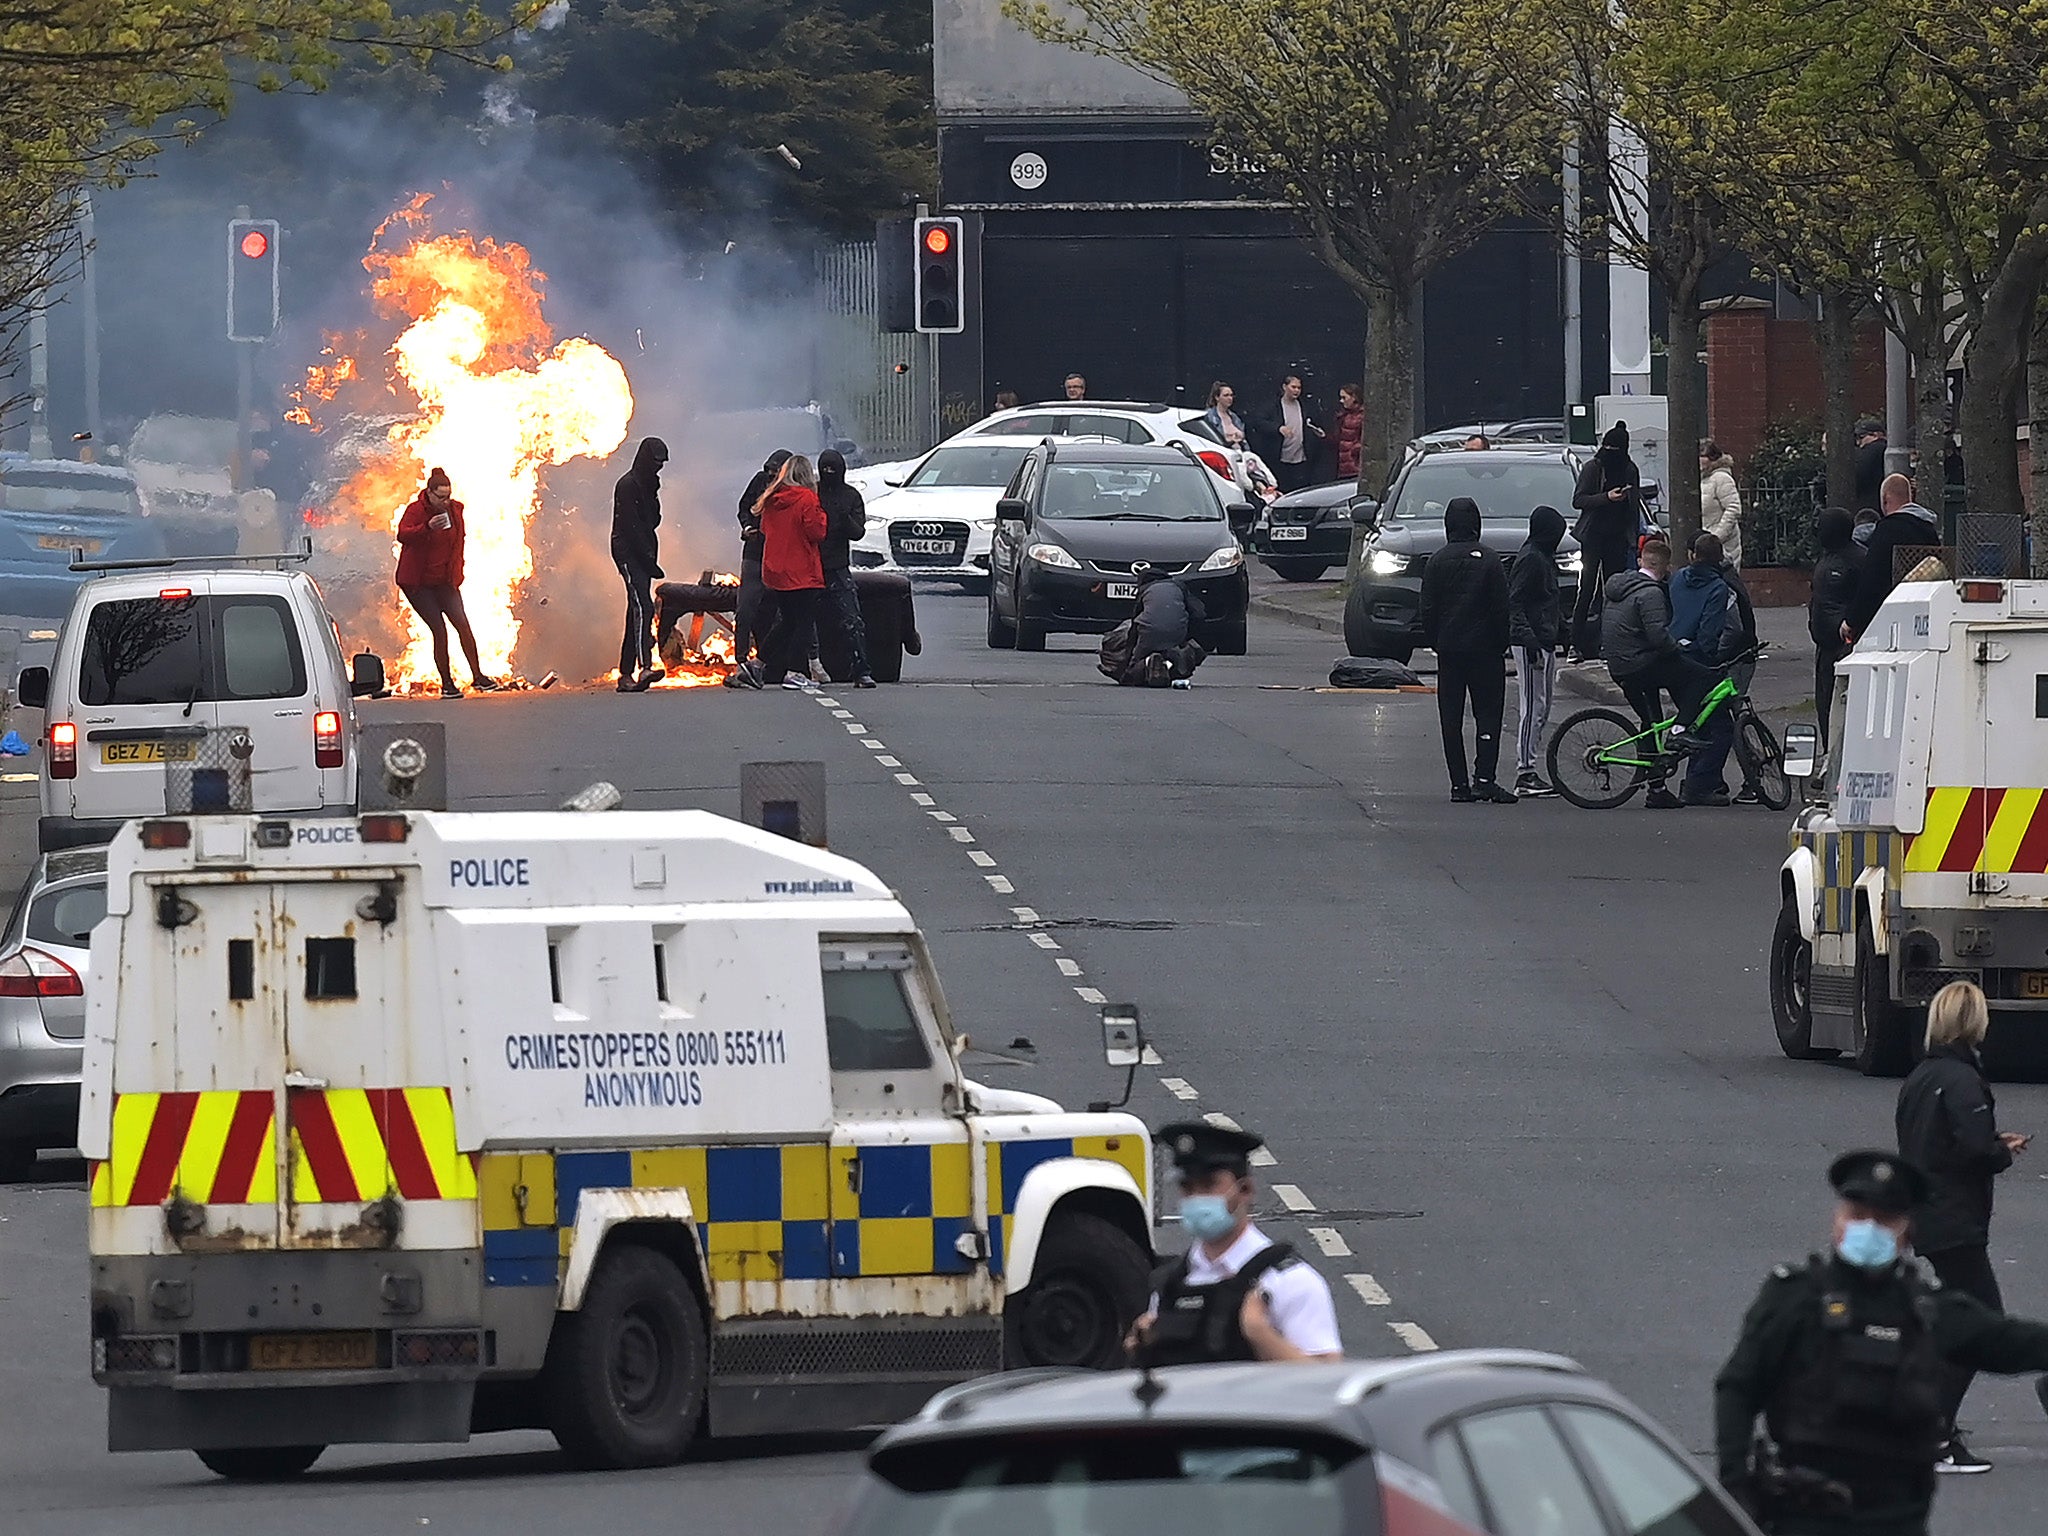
[1158, 1221, 1343, 1357]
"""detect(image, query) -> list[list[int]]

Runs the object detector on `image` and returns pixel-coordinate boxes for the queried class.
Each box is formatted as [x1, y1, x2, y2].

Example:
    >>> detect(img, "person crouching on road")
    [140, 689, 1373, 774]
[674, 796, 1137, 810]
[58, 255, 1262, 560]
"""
[1602, 539, 1710, 810]
[1128, 1122, 1342, 1365]
[725, 449, 790, 686]
[611, 436, 668, 692]
[1897, 981, 2032, 1475]
[1117, 564, 1208, 687]
[817, 450, 875, 689]
[1508, 505, 1566, 797]
[396, 469, 496, 698]
[1420, 495, 1515, 804]
[750, 455, 828, 691]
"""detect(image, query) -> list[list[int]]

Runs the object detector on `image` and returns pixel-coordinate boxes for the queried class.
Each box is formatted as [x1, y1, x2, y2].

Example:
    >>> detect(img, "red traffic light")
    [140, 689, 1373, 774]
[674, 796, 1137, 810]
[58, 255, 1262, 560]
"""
[922, 225, 952, 256]
[239, 228, 270, 260]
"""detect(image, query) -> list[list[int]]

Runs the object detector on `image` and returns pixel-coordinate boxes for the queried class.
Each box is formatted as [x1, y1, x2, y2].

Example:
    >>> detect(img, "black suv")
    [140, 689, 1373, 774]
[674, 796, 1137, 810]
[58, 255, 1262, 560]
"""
[986, 441, 1256, 654]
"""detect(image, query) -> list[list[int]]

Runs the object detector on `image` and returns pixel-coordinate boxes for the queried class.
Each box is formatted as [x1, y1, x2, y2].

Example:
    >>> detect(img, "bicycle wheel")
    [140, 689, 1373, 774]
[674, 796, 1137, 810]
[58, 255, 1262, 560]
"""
[1547, 707, 1651, 809]
[1735, 711, 1792, 810]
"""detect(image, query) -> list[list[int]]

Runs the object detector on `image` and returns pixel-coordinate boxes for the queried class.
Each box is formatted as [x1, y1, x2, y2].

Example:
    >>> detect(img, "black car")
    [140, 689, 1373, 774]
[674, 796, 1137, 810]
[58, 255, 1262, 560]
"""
[1254, 479, 1363, 581]
[986, 441, 1256, 654]
[1345, 447, 1590, 664]
[831, 1351, 1761, 1536]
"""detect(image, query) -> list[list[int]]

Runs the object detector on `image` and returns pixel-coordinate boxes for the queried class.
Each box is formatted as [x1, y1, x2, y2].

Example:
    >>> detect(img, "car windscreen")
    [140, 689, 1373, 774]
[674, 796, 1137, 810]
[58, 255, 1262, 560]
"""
[849, 1430, 1368, 1536]
[906, 446, 1033, 489]
[1042, 463, 1223, 521]
[1389, 460, 1578, 523]
[28, 879, 107, 948]
[79, 593, 306, 707]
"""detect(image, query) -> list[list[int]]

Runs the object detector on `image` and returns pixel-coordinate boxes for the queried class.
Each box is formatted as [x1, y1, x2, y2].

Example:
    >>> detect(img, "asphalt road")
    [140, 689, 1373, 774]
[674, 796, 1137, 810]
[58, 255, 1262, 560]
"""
[5, 584, 2048, 1534]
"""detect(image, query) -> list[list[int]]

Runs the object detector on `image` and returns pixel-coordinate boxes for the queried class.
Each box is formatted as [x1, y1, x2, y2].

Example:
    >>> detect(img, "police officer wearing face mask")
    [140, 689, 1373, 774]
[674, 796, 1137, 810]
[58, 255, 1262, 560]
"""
[1126, 1122, 1342, 1366]
[1715, 1151, 2048, 1534]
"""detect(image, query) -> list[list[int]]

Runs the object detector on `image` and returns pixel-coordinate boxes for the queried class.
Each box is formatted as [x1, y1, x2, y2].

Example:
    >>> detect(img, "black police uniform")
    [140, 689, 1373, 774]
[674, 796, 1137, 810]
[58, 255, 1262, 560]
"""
[1715, 1151, 2048, 1534]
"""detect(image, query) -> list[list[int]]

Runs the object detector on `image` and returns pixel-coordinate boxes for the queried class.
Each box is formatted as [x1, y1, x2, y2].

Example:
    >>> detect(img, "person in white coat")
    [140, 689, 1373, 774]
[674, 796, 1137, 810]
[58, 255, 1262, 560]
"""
[1699, 439, 1744, 568]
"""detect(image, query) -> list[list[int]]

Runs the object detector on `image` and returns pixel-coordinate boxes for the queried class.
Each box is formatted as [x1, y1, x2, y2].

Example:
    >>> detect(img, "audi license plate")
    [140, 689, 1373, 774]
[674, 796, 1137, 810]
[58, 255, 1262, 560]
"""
[2020, 972, 2048, 1000]
[1271, 525, 1309, 541]
[248, 1331, 376, 1371]
[101, 740, 198, 764]
[899, 538, 959, 556]
[1106, 582, 1138, 600]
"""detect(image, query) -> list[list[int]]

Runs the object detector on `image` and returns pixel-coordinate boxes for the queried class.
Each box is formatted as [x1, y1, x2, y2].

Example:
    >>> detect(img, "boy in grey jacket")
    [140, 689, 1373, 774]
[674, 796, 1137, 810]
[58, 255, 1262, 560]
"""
[1601, 540, 1711, 810]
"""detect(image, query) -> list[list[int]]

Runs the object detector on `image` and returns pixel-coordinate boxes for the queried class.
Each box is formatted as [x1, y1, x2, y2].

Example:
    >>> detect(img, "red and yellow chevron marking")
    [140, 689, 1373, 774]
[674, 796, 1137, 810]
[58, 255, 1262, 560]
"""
[1905, 787, 2048, 875]
[287, 1087, 477, 1203]
[88, 1090, 277, 1208]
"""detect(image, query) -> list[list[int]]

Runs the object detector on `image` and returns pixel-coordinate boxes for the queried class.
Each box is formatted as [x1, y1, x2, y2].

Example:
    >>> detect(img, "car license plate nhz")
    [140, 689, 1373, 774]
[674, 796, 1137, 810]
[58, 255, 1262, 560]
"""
[38, 535, 101, 553]
[2022, 972, 2048, 1000]
[101, 740, 199, 764]
[899, 538, 959, 555]
[248, 1331, 376, 1371]
[1271, 525, 1309, 541]
[1106, 582, 1137, 599]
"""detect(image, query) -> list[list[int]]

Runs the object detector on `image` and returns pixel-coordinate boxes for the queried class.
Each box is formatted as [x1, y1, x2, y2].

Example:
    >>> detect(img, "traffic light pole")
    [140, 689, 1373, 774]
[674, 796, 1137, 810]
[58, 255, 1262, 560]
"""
[233, 203, 252, 492]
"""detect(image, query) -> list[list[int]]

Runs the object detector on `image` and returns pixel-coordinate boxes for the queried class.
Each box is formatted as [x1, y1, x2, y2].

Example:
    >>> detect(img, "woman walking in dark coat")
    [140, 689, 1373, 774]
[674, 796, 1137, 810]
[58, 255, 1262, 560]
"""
[394, 468, 495, 698]
[1896, 980, 2031, 1474]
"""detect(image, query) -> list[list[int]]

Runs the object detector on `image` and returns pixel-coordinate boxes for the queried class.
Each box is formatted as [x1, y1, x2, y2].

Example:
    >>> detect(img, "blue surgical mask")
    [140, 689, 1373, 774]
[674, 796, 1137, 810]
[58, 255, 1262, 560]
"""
[1837, 1219, 1900, 1270]
[1178, 1194, 1238, 1242]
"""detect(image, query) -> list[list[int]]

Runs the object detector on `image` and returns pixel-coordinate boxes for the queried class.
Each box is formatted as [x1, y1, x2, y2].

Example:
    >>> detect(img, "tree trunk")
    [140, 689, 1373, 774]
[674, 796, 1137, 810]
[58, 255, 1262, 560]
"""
[1664, 277, 1705, 554]
[1347, 282, 1415, 584]
[1818, 291, 1860, 522]
[1911, 274, 1950, 514]
[1958, 221, 2048, 524]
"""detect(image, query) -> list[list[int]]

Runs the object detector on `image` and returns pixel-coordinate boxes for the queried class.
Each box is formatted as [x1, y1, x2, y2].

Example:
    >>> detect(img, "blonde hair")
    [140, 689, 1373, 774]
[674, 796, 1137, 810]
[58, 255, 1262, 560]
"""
[751, 454, 817, 518]
[1925, 979, 1989, 1051]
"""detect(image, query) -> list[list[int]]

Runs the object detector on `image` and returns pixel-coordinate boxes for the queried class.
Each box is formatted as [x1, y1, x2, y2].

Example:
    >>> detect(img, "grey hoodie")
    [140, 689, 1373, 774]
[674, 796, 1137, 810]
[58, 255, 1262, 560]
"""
[1600, 567, 1678, 679]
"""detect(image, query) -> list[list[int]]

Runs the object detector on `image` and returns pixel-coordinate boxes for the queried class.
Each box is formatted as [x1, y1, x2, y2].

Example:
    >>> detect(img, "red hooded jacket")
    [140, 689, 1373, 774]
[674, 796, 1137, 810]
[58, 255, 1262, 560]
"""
[1333, 402, 1364, 480]
[394, 493, 465, 587]
[760, 484, 827, 591]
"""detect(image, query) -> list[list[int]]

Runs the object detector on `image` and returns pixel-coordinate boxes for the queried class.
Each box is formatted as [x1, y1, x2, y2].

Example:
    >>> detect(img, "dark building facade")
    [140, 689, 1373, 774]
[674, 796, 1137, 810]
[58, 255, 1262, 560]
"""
[932, 2, 1589, 436]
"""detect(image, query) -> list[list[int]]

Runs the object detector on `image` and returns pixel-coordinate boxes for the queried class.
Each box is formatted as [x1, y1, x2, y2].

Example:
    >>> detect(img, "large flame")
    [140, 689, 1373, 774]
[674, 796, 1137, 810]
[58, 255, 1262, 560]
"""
[304, 195, 635, 690]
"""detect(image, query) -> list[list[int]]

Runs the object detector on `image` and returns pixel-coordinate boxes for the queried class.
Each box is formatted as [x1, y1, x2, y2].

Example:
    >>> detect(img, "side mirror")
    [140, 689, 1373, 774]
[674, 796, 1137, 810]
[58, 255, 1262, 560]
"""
[995, 498, 1029, 523]
[1783, 722, 1819, 782]
[1640, 480, 1662, 503]
[1226, 502, 1257, 537]
[1350, 498, 1380, 529]
[1101, 1003, 1144, 1067]
[14, 665, 48, 710]
[350, 651, 387, 699]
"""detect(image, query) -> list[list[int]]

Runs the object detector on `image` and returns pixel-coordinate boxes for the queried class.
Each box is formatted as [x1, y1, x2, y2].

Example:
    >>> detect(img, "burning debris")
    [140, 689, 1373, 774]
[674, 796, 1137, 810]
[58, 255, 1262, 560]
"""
[295, 193, 635, 692]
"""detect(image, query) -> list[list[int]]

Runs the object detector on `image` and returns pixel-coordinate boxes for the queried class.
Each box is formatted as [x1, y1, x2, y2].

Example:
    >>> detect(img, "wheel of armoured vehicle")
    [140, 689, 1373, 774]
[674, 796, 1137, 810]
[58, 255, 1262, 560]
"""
[1004, 1211, 1150, 1370]
[545, 1244, 707, 1469]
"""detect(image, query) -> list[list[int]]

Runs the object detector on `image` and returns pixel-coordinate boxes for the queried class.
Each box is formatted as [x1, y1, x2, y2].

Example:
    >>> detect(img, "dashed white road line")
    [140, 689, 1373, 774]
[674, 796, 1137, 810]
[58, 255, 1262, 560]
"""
[1073, 985, 1105, 1004]
[967, 850, 996, 867]
[948, 827, 975, 843]
[1389, 1322, 1439, 1353]
[912, 792, 936, 807]
[1056, 957, 1082, 976]
[894, 772, 920, 785]
[1028, 932, 1059, 950]
[985, 875, 1014, 894]
[1308, 1228, 1352, 1259]
[1203, 1112, 1243, 1132]
[831, 709, 853, 719]
[843, 722, 867, 733]
[1248, 1146, 1277, 1168]
[1159, 1076, 1200, 1101]
[876, 755, 902, 767]
[1272, 1183, 1315, 1212]
[1140, 1046, 1163, 1065]
[1010, 906, 1040, 924]
[1345, 1273, 1390, 1305]
[861, 738, 885, 750]
[929, 810, 957, 823]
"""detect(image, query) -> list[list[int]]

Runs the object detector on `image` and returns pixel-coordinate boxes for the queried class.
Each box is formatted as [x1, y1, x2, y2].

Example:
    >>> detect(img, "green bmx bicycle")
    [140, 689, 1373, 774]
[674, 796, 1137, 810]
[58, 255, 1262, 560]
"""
[1545, 644, 1792, 811]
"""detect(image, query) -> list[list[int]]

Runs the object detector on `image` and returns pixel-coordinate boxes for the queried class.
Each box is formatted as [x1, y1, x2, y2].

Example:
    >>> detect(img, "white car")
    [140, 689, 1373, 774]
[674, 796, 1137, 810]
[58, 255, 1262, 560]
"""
[850, 436, 1048, 590]
[964, 400, 1277, 506]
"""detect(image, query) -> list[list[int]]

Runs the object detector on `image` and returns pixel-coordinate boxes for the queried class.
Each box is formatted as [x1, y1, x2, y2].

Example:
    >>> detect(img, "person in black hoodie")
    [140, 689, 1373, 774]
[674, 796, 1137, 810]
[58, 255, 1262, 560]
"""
[611, 436, 668, 692]
[1568, 423, 1645, 659]
[1844, 473, 1944, 643]
[1420, 496, 1515, 803]
[1808, 507, 1863, 748]
[1508, 505, 1566, 797]
[726, 449, 791, 683]
[816, 450, 875, 689]
[1115, 565, 1208, 686]
[1896, 981, 2032, 1473]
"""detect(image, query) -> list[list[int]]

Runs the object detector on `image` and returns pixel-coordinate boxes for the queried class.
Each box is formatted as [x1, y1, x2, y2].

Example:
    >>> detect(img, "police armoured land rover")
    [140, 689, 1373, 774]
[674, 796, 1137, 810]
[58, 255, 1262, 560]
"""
[1771, 575, 2048, 1074]
[82, 803, 1154, 1477]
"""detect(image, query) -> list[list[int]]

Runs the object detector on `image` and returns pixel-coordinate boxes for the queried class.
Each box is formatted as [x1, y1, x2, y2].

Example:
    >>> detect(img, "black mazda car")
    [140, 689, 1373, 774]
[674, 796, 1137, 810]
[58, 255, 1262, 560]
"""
[986, 441, 1256, 654]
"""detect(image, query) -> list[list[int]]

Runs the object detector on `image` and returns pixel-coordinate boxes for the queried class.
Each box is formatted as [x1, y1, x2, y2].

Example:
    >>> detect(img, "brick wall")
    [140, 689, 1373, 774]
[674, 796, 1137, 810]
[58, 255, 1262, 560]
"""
[1705, 309, 1888, 468]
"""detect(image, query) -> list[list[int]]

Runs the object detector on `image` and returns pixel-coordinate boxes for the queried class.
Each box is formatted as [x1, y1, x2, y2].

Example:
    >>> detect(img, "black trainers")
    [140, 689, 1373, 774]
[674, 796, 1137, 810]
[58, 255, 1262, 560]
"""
[1645, 786, 1683, 810]
[1936, 1436, 1992, 1474]
[1450, 785, 1475, 803]
[1734, 783, 1762, 805]
[440, 680, 463, 699]
[1683, 787, 1732, 807]
[471, 675, 501, 692]
[1474, 781, 1519, 805]
[854, 674, 878, 689]
[1516, 773, 1558, 798]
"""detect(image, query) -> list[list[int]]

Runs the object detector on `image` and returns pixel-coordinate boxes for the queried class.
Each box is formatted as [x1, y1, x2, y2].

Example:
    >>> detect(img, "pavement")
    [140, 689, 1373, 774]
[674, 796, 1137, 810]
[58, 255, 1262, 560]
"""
[2, 587, 2045, 1535]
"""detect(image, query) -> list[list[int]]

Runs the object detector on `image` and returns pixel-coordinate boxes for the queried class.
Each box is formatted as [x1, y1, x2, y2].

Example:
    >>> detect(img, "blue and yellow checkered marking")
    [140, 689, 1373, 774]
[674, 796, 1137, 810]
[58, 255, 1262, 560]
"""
[1796, 827, 1900, 935]
[479, 1133, 1146, 1288]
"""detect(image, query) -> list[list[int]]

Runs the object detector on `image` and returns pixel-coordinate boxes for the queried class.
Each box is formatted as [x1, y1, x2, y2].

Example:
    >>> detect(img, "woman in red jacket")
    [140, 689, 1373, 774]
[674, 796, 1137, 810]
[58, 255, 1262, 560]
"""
[1333, 383, 1364, 481]
[395, 468, 496, 697]
[744, 455, 828, 690]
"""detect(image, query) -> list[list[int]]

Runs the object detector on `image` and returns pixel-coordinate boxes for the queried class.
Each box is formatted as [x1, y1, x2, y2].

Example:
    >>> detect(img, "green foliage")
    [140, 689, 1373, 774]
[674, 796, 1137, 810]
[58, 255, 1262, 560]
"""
[1745, 418, 1825, 568]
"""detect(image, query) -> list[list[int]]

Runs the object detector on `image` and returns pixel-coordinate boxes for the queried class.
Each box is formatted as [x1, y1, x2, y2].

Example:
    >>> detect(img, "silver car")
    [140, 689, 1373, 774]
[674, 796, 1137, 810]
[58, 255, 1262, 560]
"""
[0, 847, 105, 1178]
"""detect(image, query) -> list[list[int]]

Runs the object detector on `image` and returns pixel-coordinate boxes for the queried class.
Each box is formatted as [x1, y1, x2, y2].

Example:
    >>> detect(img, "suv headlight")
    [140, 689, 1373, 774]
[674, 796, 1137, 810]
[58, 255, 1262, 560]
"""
[1198, 545, 1244, 572]
[1368, 549, 1410, 577]
[1027, 543, 1080, 569]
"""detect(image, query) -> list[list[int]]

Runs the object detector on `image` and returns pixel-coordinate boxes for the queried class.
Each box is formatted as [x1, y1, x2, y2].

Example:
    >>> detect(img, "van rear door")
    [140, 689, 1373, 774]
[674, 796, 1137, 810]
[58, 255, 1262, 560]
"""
[70, 586, 215, 821]
[209, 589, 327, 812]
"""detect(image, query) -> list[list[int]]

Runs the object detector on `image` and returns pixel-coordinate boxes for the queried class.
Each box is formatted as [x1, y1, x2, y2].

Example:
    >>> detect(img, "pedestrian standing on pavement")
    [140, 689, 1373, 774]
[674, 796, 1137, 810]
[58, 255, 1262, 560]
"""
[1668, 531, 1744, 807]
[1064, 373, 1087, 401]
[1260, 375, 1325, 494]
[1897, 981, 2031, 1475]
[1420, 496, 1515, 805]
[1715, 1151, 2048, 1536]
[1508, 504, 1566, 797]
[1127, 1122, 1342, 1365]
[1808, 508, 1863, 748]
[1854, 417, 1889, 513]
[1333, 384, 1364, 481]
[816, 449, 875, 689]
[1202, 382, 1249, 449]
[1843, 474, 1943, 645]
[610, 436, 668, 693]
[395, 469, 497, 699]
[1700, 439, 1745, 568]
[752, 455, 828, 691]
[725, 449, 791, 687]
[1569, 422, 1645, 660]
[993, 389, 1019, 412]
[1601, 539, 1706, 810]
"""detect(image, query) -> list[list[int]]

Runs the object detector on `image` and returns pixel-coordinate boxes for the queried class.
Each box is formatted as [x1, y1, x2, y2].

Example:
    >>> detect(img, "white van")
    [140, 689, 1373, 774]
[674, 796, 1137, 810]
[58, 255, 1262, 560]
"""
[18, 565, 359, 851]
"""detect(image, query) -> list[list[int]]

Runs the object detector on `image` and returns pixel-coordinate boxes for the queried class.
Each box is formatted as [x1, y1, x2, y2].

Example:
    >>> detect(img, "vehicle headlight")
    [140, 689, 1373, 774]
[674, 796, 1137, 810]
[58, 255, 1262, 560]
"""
[1368, 550, 1410, 576]
[1557, 550, 1582, 575]
[1199, 545, 1244, 572]
[1027, 543, 1080, 569]
[973, 517, 996, 532]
